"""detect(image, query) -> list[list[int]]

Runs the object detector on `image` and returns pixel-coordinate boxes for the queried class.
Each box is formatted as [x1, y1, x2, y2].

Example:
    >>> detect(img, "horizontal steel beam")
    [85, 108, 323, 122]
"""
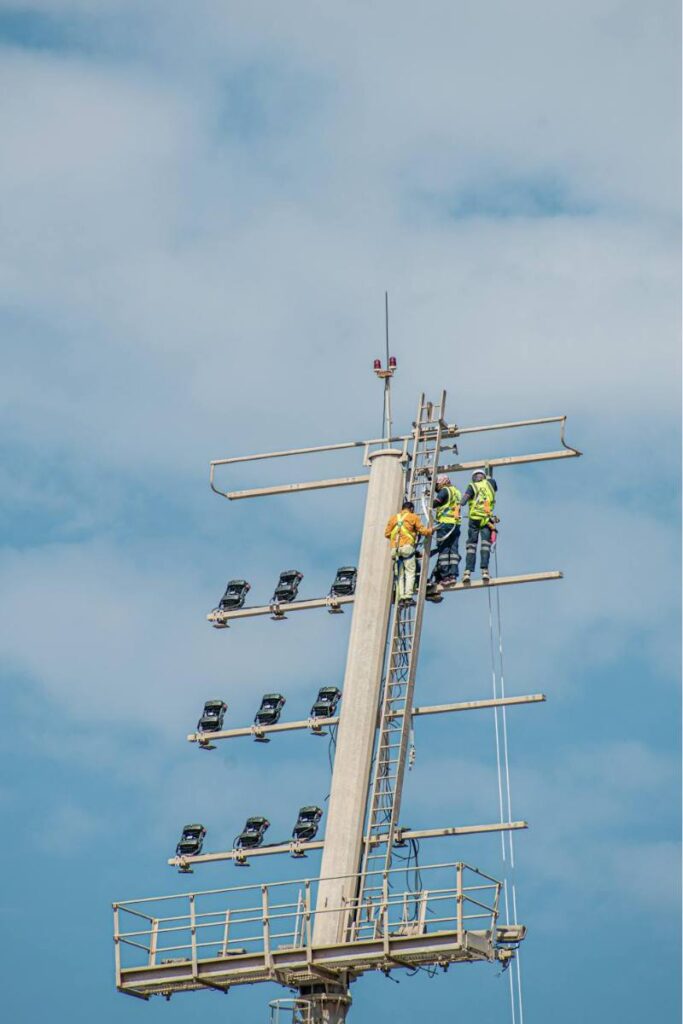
[117, 924, 525, 996]
[187, 694, 546, 744]
[171, 839, 325, 866]
[208, 572, 562, 625]
[207, 594, 355, 624]
[226, 474, 370, 501]
[189, 717, 339, 742]
[406, 693, 545, 717]
[389, 822, 528, 843]
[440, 571, 562, 592]
[168, 821, 528, 868]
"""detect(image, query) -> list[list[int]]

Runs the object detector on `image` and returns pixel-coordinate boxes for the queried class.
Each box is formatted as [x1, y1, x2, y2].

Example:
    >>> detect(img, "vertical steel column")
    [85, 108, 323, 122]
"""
[313, 448, 404, 947]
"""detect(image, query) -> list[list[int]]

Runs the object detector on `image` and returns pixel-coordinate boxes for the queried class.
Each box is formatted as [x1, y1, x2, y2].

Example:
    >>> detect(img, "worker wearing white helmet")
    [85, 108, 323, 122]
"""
[460, 467, 498, 583]
[427, 473, 463, 592]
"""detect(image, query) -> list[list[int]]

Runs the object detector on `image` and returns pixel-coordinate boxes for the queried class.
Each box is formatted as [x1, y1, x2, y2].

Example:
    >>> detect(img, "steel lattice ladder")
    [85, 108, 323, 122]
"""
[353, 393, 446, 931]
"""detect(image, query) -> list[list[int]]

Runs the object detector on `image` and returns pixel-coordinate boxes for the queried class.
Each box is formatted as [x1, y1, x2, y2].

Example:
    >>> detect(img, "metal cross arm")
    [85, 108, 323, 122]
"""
[208, 594, 355, 625]
[439, 571, 563, 593]
[437, 413, 581, 475]
[207, 574, 562, 626]
[168, 821, 528, 869]
[187, 694, 546, 745]
[209, 435, 416, 502]
[208, 414, 579, 502]
[453, 413, 580, 449]
[436, 450, 579, 475]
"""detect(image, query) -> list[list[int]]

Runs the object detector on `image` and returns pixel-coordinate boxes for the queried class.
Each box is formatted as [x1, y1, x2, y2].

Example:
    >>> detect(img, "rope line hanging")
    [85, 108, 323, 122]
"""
[493, 545, 525, 1024]
[487, 581, 516, 1024]
[487, 541, 525, 1024]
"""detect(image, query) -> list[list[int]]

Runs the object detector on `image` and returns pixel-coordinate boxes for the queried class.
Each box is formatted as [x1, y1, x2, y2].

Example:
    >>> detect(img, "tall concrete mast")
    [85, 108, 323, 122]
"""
[307, 449, 403, 1020]
[113, 358, 581, 1024]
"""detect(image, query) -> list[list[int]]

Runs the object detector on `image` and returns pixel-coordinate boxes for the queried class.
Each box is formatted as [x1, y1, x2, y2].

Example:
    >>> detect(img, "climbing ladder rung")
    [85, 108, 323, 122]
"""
[358, 392, 446, 907]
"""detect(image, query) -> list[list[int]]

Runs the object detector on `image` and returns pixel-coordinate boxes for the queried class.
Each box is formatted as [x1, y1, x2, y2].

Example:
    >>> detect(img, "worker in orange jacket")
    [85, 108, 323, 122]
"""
[384, 500, 434, 606]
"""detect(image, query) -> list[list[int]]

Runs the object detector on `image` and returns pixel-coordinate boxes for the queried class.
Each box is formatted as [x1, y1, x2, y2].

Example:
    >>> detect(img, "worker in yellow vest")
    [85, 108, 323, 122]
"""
[460, 469, 498, 583]
[384, 500, 434, 607]
[429, 474, 462, 588]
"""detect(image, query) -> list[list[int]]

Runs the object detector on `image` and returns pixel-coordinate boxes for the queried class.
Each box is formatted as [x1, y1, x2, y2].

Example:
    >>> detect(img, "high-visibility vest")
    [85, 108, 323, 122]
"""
[390, 512, 416, 547]
[469, 479, 496, 524]
[435, 485, 462, 525]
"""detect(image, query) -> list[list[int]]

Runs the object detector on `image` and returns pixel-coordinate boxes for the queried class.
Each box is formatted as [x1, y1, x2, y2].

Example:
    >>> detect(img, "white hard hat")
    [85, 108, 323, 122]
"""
[436, 474, 451, 487]
[472, 469, 486, 480]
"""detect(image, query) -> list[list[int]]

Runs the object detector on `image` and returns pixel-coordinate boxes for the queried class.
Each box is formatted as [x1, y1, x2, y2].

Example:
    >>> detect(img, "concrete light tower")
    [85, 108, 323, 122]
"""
[112, 358, 581, 1024]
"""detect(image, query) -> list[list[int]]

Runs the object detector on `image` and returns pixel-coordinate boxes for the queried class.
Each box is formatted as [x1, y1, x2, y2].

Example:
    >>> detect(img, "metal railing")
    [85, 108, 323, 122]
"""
[113, 861, 502, 978]
[208, 415, 580, 501]
[269, 998, 314, 1024]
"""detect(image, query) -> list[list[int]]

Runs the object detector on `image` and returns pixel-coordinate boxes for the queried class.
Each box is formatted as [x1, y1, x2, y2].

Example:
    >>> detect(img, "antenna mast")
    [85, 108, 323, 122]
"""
[374, 291, 396, 441]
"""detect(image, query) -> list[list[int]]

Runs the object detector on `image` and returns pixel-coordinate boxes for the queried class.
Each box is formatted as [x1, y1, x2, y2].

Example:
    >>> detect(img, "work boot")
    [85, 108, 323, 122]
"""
[481, 568, 490, 582]
[462, 570, 471, 584]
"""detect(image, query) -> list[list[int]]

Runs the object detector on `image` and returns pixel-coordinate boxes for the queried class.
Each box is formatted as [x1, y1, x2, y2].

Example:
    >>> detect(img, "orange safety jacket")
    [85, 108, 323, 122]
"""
[384, 510, 432, 549]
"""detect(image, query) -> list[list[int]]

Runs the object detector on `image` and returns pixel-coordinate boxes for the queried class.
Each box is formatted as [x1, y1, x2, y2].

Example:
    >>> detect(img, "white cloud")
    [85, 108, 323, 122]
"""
[0, 538, 353, 732]
[407, 739, 679, 914]
[0, 1, 678, 478]
[0, 5, 678, 1000]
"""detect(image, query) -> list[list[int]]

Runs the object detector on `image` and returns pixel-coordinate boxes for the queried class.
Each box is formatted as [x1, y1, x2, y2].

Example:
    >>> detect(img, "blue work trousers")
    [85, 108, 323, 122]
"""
[432, 523, 461, 581]
[465, 520, 493, 572]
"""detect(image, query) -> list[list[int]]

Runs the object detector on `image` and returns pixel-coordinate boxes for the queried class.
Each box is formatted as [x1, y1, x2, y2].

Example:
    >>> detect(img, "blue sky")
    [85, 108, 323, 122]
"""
[0, 2, 680, 1022]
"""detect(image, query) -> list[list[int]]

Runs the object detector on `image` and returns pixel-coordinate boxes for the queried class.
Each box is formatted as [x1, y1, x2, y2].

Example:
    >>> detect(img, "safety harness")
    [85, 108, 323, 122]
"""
[390, 511, 417, 548]
[435, 484, 462, 525]
[469, 479, 496, 525]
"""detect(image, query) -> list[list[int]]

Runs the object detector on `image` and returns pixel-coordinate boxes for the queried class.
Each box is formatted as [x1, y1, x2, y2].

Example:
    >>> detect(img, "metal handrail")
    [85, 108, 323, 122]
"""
[116, 858, 479, 907]
[114, 861, 505, 974]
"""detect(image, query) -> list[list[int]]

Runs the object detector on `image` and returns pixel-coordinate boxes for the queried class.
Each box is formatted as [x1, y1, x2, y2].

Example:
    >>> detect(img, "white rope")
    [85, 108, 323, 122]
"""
[487, 586, 507, 862]
[492, 543, 525, 1024]
[487, 581, 516, 1024]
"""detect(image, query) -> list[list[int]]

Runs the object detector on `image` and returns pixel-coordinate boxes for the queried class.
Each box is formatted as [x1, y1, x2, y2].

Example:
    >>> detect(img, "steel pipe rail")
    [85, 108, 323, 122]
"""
[435, 449, 579, 476]
[209, 415, 574, 472]
[454, 415, 567, 436]
[120, 858, 498, 907]
[168, 821, 528, 869]
[187, 694, 546, 744]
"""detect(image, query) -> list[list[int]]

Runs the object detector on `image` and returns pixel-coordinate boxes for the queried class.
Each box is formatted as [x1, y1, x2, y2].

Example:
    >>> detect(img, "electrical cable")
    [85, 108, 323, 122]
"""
[327, 721, 338, 775]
